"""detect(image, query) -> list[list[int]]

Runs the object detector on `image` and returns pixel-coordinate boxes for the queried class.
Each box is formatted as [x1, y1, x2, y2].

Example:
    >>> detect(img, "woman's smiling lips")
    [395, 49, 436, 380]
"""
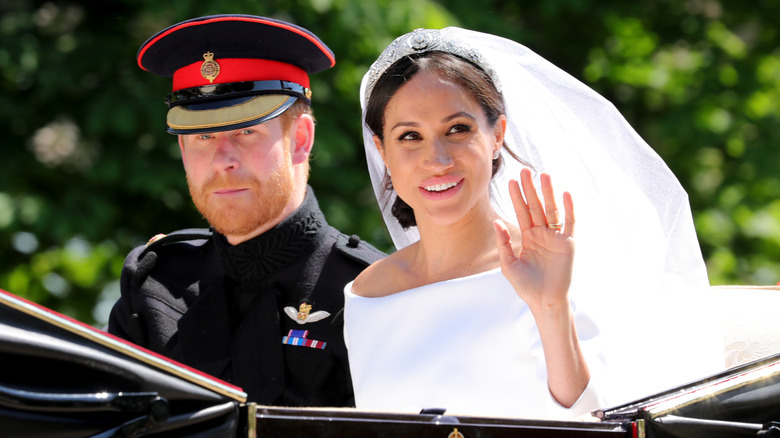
[419, 176, 464, 200]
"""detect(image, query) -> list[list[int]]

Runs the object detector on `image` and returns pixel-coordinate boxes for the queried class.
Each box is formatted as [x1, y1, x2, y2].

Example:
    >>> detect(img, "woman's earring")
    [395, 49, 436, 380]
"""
[493, 150, 500, 160]
[387, 168, 392, 177]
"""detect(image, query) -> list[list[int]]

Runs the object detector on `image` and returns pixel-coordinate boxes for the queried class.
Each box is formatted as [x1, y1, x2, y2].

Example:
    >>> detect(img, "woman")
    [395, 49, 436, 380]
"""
[345, 27, 723, 419]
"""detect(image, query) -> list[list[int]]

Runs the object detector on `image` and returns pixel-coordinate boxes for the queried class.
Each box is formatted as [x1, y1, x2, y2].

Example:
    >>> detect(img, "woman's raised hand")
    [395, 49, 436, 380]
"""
[493, 167, 575, 312]
[494, 168, 589, 408]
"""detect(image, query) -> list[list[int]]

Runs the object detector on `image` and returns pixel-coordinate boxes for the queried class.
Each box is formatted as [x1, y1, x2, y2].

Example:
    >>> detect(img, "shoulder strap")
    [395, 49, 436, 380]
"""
[140, 228, 213, 257]
[131, 228, 213, 284]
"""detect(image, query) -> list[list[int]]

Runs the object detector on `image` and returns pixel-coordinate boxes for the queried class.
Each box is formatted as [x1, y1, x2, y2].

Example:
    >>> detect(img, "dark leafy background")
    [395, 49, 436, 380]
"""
[2, 0, 779, 326]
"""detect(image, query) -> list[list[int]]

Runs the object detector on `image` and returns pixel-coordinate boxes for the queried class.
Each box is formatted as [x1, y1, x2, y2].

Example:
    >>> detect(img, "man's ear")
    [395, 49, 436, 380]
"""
[291, 113, 315, 165]
[178, 135, 187, 166]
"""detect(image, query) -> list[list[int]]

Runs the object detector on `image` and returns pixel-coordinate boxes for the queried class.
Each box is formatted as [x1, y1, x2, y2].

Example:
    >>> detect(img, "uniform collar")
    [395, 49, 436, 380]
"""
[214, 186, 328, 282]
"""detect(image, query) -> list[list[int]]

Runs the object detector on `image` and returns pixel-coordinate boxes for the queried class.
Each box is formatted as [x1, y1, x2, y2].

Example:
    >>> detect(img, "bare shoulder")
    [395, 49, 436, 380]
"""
[351, 248, 415, 298]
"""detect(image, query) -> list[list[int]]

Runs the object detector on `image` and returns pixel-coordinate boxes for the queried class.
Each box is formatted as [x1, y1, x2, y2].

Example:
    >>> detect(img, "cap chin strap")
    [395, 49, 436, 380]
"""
[166, 80, 310, 108]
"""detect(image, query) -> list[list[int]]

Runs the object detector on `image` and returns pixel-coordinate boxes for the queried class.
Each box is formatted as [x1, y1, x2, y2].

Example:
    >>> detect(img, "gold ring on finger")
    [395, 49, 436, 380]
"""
[547, 222, 563, 231]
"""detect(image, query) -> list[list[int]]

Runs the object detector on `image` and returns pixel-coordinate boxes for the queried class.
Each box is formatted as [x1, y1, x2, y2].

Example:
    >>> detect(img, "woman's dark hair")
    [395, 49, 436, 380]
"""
[365, 51, 523, 229]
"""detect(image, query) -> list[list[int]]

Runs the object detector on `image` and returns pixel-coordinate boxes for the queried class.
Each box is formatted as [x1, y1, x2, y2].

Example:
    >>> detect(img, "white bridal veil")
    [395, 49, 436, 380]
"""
[359, 27, 724, 406]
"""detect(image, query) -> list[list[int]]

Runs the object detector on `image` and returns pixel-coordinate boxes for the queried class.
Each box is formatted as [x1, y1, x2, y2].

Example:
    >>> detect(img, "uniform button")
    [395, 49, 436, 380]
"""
[347, 235, 360, 248]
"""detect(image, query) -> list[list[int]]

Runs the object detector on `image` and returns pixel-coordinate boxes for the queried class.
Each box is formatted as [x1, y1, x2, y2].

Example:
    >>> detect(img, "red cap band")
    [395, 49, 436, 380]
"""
[172, 58, 310, 91]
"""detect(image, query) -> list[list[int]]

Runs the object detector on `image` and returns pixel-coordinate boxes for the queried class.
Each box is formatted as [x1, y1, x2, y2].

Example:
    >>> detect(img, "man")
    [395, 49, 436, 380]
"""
[107, 14, 384, 407]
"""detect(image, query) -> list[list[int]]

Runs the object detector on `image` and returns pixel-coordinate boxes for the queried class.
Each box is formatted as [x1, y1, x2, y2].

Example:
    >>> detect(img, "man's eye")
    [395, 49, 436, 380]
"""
[197, 134, 213, 140]
[239, 129, 254, 135]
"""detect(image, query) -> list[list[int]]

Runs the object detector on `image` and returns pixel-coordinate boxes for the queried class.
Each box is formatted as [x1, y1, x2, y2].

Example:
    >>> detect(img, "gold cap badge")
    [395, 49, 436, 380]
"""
[448, 428, 465, 438]
[200, 52, 220, 83]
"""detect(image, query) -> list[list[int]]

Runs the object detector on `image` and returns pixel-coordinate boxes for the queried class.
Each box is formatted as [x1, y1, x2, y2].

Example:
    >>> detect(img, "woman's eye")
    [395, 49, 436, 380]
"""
[448, 124, 471, 135]
[398, 131, 421, 141]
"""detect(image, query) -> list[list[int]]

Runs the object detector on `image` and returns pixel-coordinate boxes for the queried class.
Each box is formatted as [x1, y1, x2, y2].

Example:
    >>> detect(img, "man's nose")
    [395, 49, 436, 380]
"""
[213, 136, 240, 171]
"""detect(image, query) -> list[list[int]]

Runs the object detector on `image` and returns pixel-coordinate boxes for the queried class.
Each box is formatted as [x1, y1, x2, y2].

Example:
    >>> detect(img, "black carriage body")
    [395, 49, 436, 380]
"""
[1, 287, 779, 437]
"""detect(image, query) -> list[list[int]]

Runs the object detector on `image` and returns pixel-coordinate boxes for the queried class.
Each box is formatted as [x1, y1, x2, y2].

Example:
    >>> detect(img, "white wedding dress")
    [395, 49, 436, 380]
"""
[344, 268, 604, 419]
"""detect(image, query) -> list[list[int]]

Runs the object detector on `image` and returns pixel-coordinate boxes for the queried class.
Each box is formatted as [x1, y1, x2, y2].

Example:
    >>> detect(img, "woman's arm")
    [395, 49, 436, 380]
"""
[493, 167, 589, 407]
[529, 300, 590, 407]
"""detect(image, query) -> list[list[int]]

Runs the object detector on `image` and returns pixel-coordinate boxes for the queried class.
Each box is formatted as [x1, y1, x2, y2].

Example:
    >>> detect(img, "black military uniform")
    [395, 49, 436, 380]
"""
[108, 188, 383, 405]
[106, 15, 385, 406]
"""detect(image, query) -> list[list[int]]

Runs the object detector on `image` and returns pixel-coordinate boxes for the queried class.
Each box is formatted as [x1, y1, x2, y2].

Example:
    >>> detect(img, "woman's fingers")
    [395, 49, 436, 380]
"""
[512, 168, 573, 235]
[520, 168, 547, 227]
[562, 191, 575, 238]
[509, 178, 532, 229]
[541, 173, 561, 226]
[493, 219, 518, 267]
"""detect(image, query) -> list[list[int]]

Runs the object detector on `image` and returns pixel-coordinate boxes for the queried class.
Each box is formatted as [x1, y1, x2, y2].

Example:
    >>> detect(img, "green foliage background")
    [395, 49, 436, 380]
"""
[1, 0, 779, 326]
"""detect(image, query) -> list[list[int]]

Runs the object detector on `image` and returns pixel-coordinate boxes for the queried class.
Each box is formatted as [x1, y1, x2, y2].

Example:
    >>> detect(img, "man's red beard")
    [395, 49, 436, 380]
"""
[187, 164, 293, 239]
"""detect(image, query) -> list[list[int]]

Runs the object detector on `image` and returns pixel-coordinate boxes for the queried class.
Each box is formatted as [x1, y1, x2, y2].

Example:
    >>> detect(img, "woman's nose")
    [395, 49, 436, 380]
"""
[424, 139, 454, 170]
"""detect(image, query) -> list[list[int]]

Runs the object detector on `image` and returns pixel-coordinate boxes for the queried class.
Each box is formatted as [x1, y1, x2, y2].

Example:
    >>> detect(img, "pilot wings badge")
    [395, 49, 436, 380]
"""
[284, 302, 330, 325]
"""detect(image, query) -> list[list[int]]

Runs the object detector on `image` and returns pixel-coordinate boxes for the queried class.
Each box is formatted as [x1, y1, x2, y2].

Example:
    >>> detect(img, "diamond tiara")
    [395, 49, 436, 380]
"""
[363, 28, 502, 107]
